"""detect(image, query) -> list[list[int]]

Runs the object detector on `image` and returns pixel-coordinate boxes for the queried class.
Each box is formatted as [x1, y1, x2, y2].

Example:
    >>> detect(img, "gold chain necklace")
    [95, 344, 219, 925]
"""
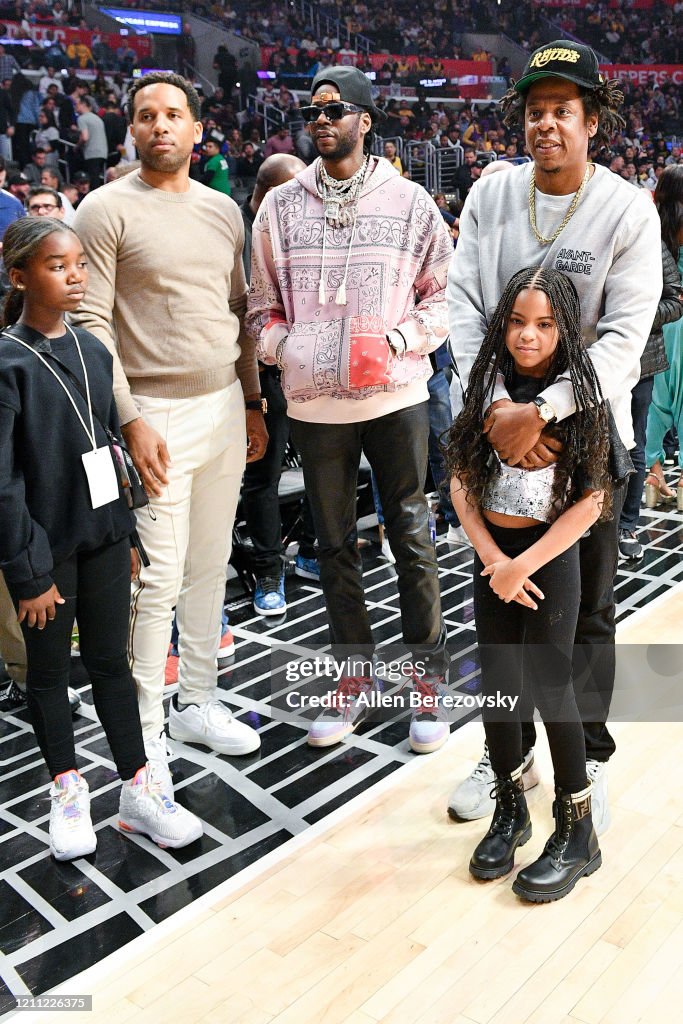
[528, 163, 591, 246]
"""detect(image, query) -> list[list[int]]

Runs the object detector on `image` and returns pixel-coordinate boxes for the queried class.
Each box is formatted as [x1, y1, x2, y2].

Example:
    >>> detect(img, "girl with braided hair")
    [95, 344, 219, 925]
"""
[444, 266, 612, 903]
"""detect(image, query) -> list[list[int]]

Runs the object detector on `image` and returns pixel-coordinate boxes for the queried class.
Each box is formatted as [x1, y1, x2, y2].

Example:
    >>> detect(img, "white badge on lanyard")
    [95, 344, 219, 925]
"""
[2, 324, 120, 510]
[81, 446, 120, 508]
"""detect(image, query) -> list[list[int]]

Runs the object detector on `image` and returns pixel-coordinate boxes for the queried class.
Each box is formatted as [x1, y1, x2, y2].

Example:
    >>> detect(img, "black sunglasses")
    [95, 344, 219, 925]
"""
[300, 102, 366, 124]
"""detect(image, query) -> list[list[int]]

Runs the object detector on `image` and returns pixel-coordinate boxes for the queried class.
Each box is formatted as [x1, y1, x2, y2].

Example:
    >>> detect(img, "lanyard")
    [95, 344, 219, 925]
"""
[1, 324, 98, 451]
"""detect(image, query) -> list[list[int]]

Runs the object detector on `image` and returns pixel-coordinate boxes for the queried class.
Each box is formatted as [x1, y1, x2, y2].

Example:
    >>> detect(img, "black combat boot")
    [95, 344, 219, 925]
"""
[469, 765, 532, 880]
[512, 783, 601, 902]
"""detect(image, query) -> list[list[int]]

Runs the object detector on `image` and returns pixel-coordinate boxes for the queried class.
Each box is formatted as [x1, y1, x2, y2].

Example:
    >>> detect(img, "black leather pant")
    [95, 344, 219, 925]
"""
[290, 402, 444, 652]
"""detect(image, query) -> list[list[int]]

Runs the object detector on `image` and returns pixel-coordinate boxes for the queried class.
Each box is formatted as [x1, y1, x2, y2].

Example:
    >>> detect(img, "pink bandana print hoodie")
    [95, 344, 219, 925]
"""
[245, 157, 453, 404]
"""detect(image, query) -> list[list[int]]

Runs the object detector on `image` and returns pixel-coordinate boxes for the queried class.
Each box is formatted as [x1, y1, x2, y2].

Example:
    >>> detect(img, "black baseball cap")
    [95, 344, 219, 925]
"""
[514, 40, 604, 95]
[310, 66, 386, 121]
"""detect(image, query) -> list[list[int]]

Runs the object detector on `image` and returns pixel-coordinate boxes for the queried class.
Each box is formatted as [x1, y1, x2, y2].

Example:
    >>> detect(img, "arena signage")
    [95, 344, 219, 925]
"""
[601, 64, 683, 86]
[100, 9, 182, 35]
[2, 20, 151, 56]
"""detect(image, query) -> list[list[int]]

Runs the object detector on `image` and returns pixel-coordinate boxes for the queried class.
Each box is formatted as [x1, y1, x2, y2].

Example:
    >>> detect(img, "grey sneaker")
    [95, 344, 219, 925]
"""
[585, 758, 611, 836]
[618, 529, 642, 560]
[448, 745, 540, 821]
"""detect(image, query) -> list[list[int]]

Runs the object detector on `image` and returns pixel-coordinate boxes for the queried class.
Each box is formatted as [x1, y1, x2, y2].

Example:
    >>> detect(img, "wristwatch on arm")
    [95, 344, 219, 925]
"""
[532, 396, 557, 426]
[245, 398, 268, 414]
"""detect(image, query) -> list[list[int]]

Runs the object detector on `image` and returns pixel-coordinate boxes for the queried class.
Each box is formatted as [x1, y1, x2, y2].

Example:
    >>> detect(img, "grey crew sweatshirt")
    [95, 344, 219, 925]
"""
[447, 162, 662, 449]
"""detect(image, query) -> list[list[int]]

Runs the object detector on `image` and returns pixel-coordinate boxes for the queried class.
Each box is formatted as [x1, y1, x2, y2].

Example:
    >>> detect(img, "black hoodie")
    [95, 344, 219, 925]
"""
[0, 323, 134, 600]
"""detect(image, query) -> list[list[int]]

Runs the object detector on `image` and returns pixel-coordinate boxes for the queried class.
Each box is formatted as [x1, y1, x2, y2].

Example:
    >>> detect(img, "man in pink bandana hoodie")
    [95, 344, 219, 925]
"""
[247, 67, 453, 755]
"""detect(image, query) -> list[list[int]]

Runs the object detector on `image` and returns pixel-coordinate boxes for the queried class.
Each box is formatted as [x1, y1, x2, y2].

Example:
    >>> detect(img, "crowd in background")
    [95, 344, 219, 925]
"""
[0, 0, 678, 240]
[97, 0, 683, 65]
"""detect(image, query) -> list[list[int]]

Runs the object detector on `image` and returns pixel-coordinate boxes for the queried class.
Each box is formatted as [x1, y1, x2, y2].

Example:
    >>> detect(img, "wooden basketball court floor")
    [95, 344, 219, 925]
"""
[18, 579, 683, 1024]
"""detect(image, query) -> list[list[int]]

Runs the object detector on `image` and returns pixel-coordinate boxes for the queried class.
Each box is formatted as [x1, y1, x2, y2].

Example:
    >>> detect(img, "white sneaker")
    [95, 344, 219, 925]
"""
[168, 696, 261, 755]
[144, 731, 174, 799]
[118, 765, 203, 849]
[447, 523, 472, 547]
[49, 770, 97, 861]
[447, 745, 540, 820]
[586, 758, 611, 836]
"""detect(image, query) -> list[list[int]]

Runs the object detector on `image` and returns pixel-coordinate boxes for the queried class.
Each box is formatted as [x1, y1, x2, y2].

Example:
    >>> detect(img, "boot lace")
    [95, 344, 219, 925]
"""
[487, 778, 520, 836]
[545, 797, 573, 858]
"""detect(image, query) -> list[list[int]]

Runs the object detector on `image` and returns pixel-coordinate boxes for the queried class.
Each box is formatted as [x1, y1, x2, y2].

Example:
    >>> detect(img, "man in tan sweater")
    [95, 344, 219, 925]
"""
[74, 73, 267, 796]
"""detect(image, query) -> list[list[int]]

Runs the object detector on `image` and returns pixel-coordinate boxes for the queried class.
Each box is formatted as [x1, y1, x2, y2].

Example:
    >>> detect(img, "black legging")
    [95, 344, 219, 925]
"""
[473, 521, 587, 793]
[20, 538, 146, 780]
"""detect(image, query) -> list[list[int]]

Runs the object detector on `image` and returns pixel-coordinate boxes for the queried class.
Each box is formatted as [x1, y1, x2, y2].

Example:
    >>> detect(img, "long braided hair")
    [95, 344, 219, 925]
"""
[499, 78, 626, 152]
[444, 267, 612, 520]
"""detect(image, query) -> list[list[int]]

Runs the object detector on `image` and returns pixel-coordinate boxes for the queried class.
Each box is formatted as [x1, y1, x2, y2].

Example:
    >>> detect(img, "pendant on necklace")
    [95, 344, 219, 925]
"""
[324, 197, 342, 222]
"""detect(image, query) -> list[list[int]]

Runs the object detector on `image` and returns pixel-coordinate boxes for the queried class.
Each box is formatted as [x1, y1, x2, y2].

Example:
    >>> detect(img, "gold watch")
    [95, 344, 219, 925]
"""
[532, 396, 556, 425]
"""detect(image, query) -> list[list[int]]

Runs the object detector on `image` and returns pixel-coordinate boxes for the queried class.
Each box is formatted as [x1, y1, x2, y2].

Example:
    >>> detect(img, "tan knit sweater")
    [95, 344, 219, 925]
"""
[73, 170, 260, 425]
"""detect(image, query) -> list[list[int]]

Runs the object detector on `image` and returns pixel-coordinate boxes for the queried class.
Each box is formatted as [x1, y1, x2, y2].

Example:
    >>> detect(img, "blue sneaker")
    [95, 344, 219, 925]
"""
[253, 575, 287, 616]
[294, 554, 320, 581]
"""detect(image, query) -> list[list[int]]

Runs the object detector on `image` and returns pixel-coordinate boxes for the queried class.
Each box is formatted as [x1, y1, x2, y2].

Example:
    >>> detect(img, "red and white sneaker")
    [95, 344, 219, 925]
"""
[217, 627, 236, 665]
[408, 674, 451, 754]
[306, 674, 378, 747]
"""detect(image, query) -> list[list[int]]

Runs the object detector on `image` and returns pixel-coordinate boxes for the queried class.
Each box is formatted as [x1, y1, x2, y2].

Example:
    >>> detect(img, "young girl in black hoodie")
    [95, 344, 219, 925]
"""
[0, 218, 202, 860]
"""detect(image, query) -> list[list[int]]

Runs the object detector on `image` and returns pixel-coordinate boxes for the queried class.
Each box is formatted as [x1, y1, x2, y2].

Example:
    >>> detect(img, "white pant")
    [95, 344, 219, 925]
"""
[129, 381, 246, 739]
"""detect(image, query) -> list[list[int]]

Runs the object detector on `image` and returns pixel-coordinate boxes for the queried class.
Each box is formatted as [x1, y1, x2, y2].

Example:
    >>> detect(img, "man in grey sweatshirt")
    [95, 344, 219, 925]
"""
[446, 41, 661, 834]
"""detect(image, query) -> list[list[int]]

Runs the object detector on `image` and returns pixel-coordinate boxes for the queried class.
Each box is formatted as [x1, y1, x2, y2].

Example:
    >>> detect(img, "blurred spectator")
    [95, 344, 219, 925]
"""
[0, 79, 14, 163]
[201, 135, 232, 195]
[39, 167, 76, 224]
[0, 46, 20, 82]
[39, 66, 63, 97]
[237, 141, 264, 178]
[10, 75, 41, 169]
[71, 170, 91, 207]
[76, 94, 108, 188]
[213, 45, 238, 97]
[25, 185, 65, 220]
[264, 125, 295, 158]
[177, 23, 197, 78]
[0, 183, 24, 241]
[452, 146, 479, 199]
[22, 148, 50, 186]
[67, 40, 95, 71]
[34, 111, 61, 162]
[383, 140, 403, 174]
[63, 182, 79, 208]
[6, 174, 30, 203]
[101, 100, 128, 167]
